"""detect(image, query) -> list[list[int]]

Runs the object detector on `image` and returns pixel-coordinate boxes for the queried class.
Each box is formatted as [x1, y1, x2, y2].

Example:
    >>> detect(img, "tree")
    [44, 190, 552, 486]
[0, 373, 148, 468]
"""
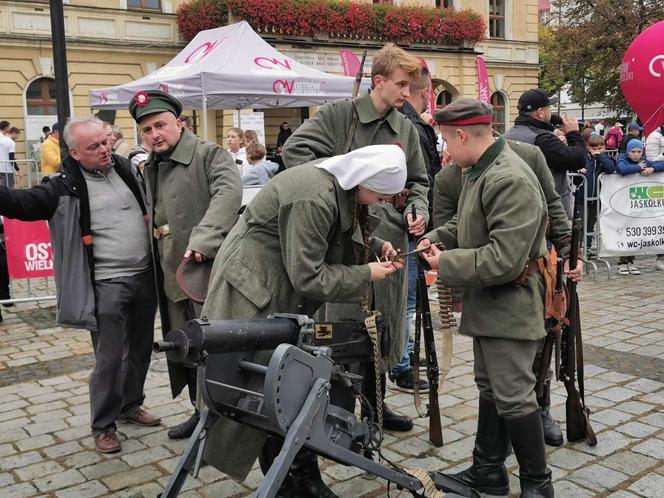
[539, 0, 664, 116]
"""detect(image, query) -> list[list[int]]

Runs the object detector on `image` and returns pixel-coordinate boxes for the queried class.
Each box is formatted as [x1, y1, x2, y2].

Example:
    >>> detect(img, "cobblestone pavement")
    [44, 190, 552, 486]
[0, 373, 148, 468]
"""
[1, 257, 663, 497]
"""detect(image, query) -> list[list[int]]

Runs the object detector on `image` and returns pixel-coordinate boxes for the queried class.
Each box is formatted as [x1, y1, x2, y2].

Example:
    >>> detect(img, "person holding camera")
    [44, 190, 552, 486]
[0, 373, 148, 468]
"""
[505, 88, 586, 219]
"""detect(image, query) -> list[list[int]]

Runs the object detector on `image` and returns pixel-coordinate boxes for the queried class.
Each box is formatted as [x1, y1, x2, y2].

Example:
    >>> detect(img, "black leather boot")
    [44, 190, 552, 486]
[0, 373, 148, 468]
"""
[380, 373, 413, 432]
[382, 402, 414, 432]
[289, 448, 339, 498]
[538, 382, 563, 447]
[505, 410, 554, 498]
[167, 411, 199, 440]
[453, 396, 511, 495]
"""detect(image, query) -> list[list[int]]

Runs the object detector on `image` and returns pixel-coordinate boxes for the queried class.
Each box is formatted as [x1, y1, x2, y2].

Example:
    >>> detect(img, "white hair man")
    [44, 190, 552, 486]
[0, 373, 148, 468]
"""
[0, 116, 160, 454]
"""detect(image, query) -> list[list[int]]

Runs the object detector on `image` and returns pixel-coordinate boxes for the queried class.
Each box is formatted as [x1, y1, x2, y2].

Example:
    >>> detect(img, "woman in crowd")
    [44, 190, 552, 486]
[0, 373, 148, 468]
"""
[241, 141, 279, 186]
[226, 127, 247, 173]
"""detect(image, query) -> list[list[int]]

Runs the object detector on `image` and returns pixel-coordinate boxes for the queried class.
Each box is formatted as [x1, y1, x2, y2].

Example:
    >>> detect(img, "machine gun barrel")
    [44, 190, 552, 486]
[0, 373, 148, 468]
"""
[153, 317, 303, 364]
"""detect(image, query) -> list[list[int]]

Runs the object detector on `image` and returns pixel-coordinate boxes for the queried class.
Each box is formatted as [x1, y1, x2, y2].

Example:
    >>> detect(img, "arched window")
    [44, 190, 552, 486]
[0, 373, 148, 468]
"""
[26, 78, 57, 116]
[436, 90, 453, 110]
[491, 92, 506, 133]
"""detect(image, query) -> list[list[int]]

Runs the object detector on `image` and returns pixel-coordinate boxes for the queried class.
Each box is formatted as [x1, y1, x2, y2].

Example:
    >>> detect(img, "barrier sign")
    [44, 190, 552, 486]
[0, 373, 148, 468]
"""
[598, 173, 664, 256]
[2, 218, 54, 279]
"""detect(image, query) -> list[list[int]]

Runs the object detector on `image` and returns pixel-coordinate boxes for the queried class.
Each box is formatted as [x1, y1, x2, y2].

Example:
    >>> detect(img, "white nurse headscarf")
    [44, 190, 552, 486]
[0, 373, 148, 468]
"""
[314, 144, 407, 194]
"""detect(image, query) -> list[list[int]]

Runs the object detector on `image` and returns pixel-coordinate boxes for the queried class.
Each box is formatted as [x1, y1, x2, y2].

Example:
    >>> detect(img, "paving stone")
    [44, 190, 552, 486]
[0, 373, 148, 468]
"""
[641, 412, 664, 428]
[640, 391, 664, 405]
[0, 471, 15, 487]
[593, 408, 633, 426]
[632, 438, 664, 460]
[547, 448, 595, 470]
[200, 479, 248, 498]
[624, 378, 664, 393]
[54, 480, 108, 498]
[15, 460, 65, 481]
[552, 479, 595, 497]
[43, 441, 84, 458]
[101, 465, 163, 491]
[606, 492, 640, 498]
[576, 430, 633, 457]
[0, 482, 39, 498]
[568, 463, 628, 491]
[593, 386, 640, 402]
[0, 450, 43, 471]
[62, 450, 103, 469]
[81, 458, 131, 480]
[15, 433, 56, 452]
[628, 473, 664, 498]
[0, 444, 15, 458]
[615, 400, 656, 415]
[121, 446, 172, 467]
[324, 461, 367, 481]
[34, 468, 86, 493]
[617, 421, 659, 438]
[601, 451, 658, 475]
[330, 475, 384, 497]
[24, 418, 69, 436]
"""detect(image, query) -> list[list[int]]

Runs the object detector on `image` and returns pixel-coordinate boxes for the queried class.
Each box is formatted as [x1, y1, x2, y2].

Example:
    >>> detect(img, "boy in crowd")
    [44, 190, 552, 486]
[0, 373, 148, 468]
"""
[579, 134, 615, 255]
[615, 139, 664, 275]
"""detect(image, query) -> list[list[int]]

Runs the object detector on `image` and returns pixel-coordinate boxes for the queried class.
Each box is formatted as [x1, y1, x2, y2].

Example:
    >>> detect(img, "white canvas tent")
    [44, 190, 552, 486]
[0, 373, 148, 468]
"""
[89, 21, 368, 137]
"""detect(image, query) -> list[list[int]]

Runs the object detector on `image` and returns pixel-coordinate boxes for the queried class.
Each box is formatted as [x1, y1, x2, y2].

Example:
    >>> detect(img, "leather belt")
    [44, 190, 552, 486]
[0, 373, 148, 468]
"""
[513, 258, 544, 287]
[153, 224, 171, 239]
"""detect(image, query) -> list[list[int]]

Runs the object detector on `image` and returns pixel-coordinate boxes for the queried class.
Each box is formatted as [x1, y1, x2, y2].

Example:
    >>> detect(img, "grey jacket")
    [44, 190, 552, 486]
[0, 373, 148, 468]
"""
[0, 155, 148, 331]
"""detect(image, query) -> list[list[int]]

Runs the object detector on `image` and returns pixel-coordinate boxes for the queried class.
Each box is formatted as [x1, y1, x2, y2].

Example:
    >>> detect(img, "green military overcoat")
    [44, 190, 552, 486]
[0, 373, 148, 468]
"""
[143, 128, 242, 395]
[200, 163, 383, 480]
[433, 139, 571, 256]
[282, 91, 429, 367]
[425, 137, 549, 341]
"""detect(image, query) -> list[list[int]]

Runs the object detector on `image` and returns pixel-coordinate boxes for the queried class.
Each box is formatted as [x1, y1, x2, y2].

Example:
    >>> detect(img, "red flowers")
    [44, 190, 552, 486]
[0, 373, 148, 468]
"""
[134, 91, 150, 107]
[177, 0, 486, 46]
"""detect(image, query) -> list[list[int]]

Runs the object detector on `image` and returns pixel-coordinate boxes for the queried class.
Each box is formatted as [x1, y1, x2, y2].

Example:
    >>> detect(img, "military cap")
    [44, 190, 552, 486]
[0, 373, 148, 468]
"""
[434, 98, 493, 126]
[517, 88, 558, 112]
[129, 90, 183, 123]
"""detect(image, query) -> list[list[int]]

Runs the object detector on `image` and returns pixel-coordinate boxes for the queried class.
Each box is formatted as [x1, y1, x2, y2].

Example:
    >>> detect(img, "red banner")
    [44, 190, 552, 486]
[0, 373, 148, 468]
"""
[3, 218, 54, 279]
[339, 50, 361, 77]
[476, 56, 491, 105]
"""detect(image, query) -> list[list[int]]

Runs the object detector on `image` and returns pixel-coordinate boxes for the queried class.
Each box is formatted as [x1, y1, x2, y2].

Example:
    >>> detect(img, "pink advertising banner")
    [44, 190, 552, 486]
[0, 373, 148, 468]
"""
[476, 56, 491, 105]
[339, 50, 361, 77]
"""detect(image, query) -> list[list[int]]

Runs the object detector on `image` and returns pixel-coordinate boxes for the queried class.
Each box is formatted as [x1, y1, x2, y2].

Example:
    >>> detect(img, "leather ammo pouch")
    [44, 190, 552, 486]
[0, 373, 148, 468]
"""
[539, 255, 569, 332]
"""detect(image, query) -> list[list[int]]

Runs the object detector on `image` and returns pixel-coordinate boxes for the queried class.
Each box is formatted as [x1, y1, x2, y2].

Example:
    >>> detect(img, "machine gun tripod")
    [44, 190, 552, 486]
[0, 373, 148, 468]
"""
[154, 314, 479, 498]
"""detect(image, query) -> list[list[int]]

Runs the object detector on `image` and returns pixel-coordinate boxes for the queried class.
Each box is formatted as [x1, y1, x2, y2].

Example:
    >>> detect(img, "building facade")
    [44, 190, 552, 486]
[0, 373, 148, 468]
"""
[0, 0, 539, 183]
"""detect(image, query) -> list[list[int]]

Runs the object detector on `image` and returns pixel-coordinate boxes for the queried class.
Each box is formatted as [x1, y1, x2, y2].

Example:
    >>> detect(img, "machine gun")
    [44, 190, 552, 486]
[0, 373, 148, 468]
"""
[154, 314, 479, 498]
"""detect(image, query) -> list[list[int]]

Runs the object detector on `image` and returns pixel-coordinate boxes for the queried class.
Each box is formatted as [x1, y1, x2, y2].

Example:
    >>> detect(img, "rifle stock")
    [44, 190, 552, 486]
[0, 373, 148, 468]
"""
[562, 219, 597, 445]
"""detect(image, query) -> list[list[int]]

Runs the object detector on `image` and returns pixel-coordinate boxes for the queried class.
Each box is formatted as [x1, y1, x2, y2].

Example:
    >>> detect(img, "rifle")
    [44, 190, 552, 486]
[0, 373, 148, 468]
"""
[412, 205, 443, 447]
[352, 50, 368, 98]
[536, 256, 567, 398]
[560, 219, 597, 446]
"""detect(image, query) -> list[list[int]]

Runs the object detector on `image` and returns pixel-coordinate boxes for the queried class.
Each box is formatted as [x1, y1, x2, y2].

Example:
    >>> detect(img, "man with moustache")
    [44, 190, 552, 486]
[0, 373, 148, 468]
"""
[129, 90, 242, 440]
[0, 116, 159, 453]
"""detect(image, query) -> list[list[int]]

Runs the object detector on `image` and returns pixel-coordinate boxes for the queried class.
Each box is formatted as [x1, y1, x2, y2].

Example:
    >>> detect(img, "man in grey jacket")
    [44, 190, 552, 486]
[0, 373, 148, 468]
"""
[0, 117, 160, 454]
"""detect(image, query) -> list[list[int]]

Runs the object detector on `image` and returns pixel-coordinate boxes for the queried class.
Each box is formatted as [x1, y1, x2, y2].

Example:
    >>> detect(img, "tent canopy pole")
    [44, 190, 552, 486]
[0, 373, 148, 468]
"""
[202, 96, 208, 139]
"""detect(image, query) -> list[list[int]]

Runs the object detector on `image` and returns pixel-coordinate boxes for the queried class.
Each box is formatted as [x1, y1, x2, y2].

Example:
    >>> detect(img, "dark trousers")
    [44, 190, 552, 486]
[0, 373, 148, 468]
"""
[90, 269, 157, 434]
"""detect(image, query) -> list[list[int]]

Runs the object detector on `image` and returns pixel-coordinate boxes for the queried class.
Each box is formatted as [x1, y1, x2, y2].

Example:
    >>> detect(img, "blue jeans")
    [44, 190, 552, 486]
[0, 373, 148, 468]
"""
[392, 240, 416, 376]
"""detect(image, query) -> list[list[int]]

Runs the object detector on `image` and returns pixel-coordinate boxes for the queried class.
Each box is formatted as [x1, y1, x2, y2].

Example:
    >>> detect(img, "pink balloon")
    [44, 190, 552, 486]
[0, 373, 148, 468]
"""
[620, 20, 664, 137]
